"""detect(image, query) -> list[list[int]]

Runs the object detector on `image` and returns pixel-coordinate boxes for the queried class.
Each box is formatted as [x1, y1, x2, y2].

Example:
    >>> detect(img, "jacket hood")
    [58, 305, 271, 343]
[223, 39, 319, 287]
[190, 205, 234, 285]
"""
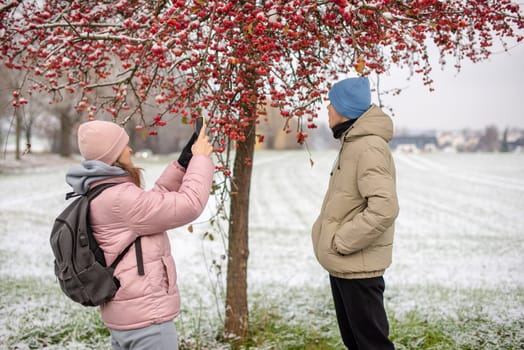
[344, 104, 394, 142]
[65, 160, 128, 195]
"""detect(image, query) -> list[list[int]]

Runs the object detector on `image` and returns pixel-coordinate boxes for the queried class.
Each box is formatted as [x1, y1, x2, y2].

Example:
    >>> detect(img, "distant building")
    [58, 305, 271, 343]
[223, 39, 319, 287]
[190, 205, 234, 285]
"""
[390, 135, 439, 152]
[507, 136, 524, 152]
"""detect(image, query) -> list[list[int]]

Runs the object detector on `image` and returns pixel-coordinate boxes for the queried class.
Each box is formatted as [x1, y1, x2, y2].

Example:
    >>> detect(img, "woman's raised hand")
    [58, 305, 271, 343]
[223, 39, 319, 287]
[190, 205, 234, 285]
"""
[191, 120, 213, 156]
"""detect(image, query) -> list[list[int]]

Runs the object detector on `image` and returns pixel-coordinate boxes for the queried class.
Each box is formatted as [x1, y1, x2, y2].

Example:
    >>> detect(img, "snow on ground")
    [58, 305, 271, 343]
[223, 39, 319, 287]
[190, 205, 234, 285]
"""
[1, 150, 523, 336]
[391, 152, 523, 287]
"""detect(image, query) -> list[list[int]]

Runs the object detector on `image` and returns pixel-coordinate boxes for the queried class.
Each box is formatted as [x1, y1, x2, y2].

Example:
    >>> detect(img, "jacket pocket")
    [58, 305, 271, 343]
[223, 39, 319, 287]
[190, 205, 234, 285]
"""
[330, 233, 345, 256]
[161, 256, 177, 295]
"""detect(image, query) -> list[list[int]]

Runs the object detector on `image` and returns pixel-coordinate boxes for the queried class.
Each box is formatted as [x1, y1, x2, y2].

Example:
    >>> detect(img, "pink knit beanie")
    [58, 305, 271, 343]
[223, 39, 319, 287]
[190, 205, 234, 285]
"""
[78, 120, 130, 165]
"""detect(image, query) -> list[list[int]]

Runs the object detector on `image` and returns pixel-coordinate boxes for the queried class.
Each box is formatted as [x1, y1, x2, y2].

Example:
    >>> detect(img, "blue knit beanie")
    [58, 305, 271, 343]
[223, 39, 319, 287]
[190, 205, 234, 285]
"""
[328, 77, 371, 119]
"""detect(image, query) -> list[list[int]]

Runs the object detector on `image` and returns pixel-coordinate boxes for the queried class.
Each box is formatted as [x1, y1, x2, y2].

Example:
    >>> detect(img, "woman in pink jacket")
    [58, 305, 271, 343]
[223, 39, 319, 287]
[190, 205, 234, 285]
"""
[65, 120, 214, 349]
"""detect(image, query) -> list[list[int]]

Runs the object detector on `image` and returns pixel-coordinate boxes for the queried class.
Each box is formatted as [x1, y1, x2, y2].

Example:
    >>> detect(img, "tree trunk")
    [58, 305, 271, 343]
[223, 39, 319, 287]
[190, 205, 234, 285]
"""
[15, 107, 21, 160]
[25, 124, 32, 154]
[224, 111, 257, 343]
[59, 110, 73, 157]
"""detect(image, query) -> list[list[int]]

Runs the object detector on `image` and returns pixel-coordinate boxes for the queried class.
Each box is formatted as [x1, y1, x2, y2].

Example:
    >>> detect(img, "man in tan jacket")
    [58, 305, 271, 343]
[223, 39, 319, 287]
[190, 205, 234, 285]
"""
[312, 77, 399, 349]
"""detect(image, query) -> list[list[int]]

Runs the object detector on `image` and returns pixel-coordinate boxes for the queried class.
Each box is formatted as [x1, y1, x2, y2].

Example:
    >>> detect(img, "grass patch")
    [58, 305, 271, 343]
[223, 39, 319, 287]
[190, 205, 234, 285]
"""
[391, 310, 456, 349]
[0, 248, 15, 267]
[242, 299, 341, 349]
[2, 278, 523, 349]
[390, 309, 524, 350]
[1, 276, 110, 349]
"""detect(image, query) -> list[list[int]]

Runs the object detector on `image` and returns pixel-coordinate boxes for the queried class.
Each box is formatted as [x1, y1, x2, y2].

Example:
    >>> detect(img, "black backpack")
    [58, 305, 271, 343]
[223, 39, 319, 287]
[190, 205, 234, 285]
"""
[50, 183, 143, 306]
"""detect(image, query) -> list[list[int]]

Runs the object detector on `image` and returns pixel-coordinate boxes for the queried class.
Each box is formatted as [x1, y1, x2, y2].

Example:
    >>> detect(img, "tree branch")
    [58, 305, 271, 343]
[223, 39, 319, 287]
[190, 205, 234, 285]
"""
[0, 1, 17, 16]
[73, 34, 147, 44]
[29, 22, 136, 29]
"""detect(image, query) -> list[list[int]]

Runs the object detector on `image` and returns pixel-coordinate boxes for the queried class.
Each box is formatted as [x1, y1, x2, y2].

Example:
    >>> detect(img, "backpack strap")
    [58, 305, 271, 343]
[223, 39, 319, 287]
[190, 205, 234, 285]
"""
[110, 238, 136, 269]
[86, 183, 120, 201]
[110, 237, 145, 276]
[135, 237, 145, 276]
[84, 183, 120, 266]
[66, 183, 118, 200]
[66, 191, 80, 200]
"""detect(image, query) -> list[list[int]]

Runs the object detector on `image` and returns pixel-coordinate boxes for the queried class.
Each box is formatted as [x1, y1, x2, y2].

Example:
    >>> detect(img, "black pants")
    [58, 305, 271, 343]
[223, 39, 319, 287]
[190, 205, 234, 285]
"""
[330, 275, 394, 350]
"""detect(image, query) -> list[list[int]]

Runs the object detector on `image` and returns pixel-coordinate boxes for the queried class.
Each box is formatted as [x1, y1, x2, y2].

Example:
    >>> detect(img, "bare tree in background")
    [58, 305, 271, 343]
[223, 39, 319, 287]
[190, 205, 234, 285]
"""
[0, 67, 25, 159]
[478, 125, 500, 152]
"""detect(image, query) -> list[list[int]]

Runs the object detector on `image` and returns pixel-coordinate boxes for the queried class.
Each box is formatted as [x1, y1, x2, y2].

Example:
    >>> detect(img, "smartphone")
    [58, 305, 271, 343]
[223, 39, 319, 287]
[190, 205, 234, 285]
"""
[195, 117, 204, 135]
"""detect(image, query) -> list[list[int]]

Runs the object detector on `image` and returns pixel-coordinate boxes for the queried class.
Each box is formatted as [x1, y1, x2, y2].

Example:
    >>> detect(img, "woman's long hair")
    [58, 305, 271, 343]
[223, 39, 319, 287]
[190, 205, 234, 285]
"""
[115, 161, 144, 188]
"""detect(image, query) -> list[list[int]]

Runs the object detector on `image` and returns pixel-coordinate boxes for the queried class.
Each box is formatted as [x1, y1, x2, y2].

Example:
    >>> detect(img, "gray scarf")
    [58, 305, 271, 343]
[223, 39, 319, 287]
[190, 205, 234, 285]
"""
[66, 160, 127, 195]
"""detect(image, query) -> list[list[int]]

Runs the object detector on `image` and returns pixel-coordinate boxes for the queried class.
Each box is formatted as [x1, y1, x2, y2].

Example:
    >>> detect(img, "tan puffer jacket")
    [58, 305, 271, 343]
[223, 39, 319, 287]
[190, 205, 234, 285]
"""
[312, 104, 399, 279]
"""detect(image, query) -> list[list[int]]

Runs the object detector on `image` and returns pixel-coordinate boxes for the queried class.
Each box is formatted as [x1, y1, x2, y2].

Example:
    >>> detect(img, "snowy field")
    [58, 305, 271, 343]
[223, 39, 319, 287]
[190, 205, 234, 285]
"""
[1, 150, 523, 349]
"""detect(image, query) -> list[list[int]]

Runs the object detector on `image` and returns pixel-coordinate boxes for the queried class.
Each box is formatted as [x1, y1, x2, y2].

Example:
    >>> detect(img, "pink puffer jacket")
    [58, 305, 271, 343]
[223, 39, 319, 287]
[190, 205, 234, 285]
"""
[88, 155, 214, 330]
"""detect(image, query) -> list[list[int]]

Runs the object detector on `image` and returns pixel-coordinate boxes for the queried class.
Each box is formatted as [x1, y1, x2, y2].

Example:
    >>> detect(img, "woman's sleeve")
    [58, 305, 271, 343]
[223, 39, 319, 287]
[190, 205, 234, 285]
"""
[150, 160, 187, 193]
[118, 155, 215, 234]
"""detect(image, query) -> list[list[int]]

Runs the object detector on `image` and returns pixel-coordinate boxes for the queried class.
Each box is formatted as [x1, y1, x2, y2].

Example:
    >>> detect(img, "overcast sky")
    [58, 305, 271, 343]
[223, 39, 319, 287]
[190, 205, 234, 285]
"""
[319, 42, 524, 132]
[379, 42, 524, 131]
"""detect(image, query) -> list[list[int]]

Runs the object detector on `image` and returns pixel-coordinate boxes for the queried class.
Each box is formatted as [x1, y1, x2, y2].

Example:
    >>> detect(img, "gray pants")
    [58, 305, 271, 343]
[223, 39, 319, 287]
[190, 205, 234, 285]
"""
[110, 321, 178, 350]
